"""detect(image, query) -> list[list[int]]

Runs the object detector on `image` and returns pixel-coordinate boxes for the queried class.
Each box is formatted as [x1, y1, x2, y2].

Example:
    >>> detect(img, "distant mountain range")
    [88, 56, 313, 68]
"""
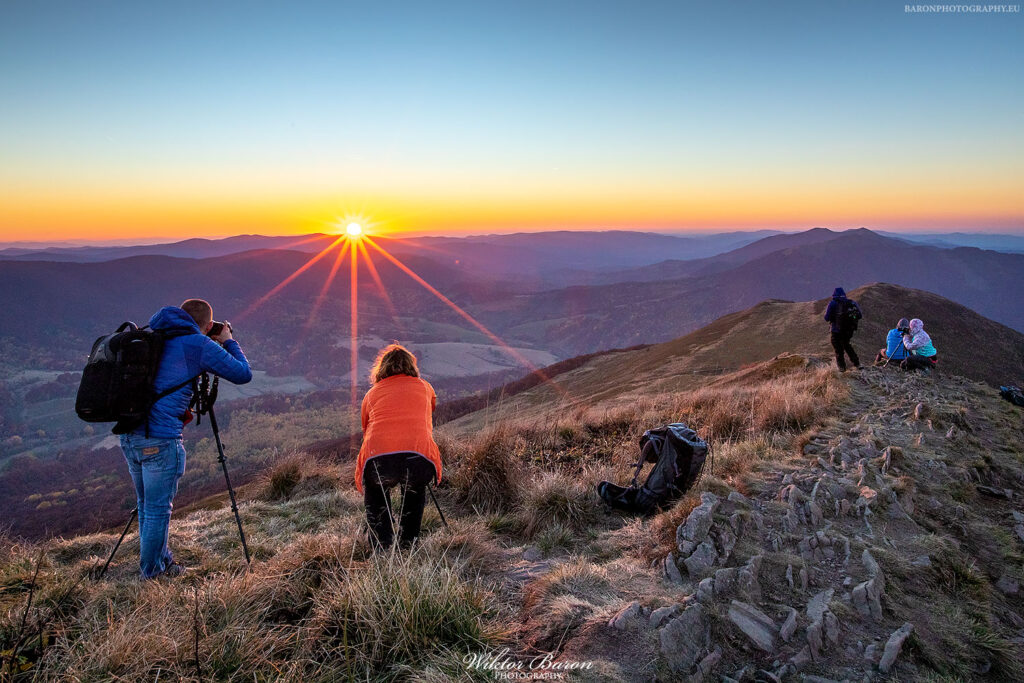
[1, 228, 1022, 383]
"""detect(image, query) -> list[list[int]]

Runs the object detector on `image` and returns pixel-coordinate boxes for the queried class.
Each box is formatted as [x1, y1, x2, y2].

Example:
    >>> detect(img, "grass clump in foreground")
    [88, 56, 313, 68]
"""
[0, 531, 505, 682]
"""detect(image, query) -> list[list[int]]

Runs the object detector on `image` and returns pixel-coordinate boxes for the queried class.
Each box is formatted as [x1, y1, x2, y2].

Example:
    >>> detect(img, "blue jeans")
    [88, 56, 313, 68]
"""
[119, 434, 186, 578]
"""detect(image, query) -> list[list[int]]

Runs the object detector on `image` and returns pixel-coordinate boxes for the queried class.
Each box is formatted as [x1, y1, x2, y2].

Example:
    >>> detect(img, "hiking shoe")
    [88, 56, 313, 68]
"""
[160, 562, 187, 579]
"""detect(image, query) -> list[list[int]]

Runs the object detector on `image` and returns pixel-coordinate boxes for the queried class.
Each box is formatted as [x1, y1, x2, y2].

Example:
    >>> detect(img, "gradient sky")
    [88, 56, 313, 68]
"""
[1, 0, 1022, 241]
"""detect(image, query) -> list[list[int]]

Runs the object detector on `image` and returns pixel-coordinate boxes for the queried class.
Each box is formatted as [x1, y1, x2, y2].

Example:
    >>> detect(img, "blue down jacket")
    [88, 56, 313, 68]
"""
[136, 306, 252, 438]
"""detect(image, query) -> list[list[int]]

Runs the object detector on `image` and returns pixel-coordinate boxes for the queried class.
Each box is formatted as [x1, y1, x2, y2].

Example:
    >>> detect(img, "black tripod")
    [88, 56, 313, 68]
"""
[193, 372, 251, 565]
[96, 372, 251, 579]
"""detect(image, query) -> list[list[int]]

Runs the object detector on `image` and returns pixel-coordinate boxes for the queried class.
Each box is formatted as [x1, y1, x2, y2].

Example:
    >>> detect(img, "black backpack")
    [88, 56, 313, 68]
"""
[1000, 386, 1024, 408]
[75, 322, 195, 434]
[597, 423, 709, 514]
[837, 298, 862, 332]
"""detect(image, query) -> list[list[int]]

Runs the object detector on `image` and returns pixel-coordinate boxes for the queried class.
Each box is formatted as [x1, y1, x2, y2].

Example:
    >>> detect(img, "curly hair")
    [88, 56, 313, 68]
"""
[369, 343, 419, 384]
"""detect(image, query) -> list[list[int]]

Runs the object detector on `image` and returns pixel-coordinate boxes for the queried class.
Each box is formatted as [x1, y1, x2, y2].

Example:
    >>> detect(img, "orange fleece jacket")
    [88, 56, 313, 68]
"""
[354, 374, 442, 492]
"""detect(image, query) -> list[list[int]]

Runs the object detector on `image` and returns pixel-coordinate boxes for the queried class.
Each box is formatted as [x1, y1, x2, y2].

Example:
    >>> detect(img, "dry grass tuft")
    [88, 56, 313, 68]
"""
[522, 558, 614, 614]
[450, 425, 522, 513]
[305, 548, 504, 678]
[258, 453, 342, 502]
[518, 472, 598, 538]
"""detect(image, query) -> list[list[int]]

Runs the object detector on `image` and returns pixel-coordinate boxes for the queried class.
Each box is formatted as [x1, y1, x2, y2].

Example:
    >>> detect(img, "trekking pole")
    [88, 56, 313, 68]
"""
[94, 507, 137, 580]
[427, 482, 450, 530]
[207, 404, 251, 566]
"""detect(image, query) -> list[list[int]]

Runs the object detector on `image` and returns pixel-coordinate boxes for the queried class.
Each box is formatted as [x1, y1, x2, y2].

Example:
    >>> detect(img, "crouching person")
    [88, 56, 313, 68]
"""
[901, 318, 938, 372]
[119, 299, 252, 579]
[875, 318, 911, 364]
[355, 344, 443, 551]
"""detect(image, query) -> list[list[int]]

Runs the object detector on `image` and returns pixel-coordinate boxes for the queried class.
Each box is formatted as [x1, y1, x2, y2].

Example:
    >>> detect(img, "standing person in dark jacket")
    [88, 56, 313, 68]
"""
[119, 299, 252, 579]
[823, 287, 861, 372]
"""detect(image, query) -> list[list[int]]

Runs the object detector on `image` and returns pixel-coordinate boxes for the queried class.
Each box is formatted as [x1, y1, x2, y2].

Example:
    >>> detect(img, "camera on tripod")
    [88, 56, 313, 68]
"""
[208, 320, 232, 337]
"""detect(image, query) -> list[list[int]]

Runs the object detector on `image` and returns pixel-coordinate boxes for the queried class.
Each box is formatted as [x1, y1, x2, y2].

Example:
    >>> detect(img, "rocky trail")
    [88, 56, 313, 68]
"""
[544, 367, 1024, 681]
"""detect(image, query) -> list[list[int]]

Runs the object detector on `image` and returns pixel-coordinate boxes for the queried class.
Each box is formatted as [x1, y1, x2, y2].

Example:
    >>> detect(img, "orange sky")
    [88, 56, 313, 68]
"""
[3, 2, 1022, 243]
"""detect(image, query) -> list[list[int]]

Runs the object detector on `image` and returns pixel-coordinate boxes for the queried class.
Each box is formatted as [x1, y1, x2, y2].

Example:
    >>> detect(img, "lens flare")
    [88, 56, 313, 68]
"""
[237, 224, 562, 410]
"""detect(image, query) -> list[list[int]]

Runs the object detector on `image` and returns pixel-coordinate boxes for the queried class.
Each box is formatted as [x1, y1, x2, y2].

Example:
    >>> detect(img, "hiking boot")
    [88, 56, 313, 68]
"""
[160, 562, 187, 579]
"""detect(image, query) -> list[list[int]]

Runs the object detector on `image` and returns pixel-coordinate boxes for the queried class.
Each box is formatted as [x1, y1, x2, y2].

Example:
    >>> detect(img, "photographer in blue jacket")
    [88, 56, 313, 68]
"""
[119, 299, 252, 579]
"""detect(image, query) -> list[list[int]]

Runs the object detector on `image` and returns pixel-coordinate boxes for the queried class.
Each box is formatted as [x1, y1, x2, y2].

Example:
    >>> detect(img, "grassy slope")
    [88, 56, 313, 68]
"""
[2, 288, 1023, 680]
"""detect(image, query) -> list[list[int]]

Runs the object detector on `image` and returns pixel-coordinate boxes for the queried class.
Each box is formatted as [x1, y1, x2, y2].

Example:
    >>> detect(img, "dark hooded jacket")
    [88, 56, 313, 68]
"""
[823, 287, 861, 334]
[136, 306, 252, 438]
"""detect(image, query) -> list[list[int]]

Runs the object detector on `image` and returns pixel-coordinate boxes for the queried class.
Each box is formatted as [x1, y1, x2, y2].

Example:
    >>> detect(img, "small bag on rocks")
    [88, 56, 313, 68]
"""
[597, 423, 709, 514]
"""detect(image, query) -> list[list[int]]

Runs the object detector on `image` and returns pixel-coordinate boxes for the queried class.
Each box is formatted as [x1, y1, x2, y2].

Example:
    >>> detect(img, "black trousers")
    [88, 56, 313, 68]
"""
[902, 354, 938, 372]
[830, 330, 860, 371]
[363, 452, 437, 550]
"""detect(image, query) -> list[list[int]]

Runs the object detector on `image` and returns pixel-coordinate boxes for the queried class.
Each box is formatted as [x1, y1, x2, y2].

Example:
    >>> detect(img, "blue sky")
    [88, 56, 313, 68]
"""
[1, 0, 1021, 239]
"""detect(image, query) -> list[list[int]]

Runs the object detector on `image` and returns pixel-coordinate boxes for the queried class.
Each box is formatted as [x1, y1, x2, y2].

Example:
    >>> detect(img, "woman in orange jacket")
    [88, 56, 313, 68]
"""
[355, 344, 442, 550]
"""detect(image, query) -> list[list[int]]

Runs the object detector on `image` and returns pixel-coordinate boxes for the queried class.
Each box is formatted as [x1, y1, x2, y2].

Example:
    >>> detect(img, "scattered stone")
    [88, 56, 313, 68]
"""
[913, 433, 924, 447]
[804, 677, 842, 683]
[911, 555, 932, 568]
[790, 646, 811, 669]
[1015, 524, 1024, 545]
[649, 604, 682, 629]
[824, 611, 840, 644]
[727, 491, 750, 507]
[522, 546, 542, 562]
[786, 564, 794, 589]
[664, 552, 683, 584]
[881, 446, 902, 472]
[806, 588, 834, 623]
[863, 642, 879, 664]
[878, 622, 914, 673]
[914, 402, 929, 420]
[806, 619, 823, 660]
[608, 601, 642, 629]
[780, 607, 798, 642]
[799, 567, 809, 591]
[995, 574, 1020, 596]
[684, 540, 719, 577]
[714, 526, 738, 563]
[696, 577, 714, 605]
[660, 605, 708, 673]
[977, 485, 1011, 499]
[945, 425, 957, 439]
[727, 600, 777, 652]
[713, 567, 738, 597]
[809, 500, 823, 526]
[677, 494, 720, 552]
[690, 647, 721, 683]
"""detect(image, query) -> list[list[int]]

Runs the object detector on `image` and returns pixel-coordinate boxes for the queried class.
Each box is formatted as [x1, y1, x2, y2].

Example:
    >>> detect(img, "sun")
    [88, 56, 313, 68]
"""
[346, 222, 363, 236]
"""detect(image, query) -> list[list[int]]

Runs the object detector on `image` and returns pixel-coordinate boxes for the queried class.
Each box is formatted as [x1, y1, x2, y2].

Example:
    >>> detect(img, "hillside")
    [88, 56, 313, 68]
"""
[2, 344, 1022, 680]
[449, 283, 1024, 435]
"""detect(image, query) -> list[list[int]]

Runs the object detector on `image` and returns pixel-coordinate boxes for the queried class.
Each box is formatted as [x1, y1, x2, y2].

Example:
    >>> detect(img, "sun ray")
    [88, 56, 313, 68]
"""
[363, 235, 561, 393]
[350, 239, 359, 408]
[356, 239, 404, 333]
[305, 240, 351, 328]
[237, 236, 345, 320]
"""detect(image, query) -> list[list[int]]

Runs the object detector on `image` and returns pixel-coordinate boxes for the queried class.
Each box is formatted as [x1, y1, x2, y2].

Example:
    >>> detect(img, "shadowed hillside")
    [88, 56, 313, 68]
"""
[446, 283, 1024, 435]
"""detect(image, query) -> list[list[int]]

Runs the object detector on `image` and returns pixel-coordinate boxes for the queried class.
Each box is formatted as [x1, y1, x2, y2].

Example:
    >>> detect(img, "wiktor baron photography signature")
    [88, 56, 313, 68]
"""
[464, 648, 595, 678]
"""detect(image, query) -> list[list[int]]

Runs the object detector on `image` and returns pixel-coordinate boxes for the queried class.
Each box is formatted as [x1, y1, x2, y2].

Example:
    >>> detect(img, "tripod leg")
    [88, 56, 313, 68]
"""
[427, 482, 449, 530]
[208, 407, 251, 565]
[96, 508, 137, 580]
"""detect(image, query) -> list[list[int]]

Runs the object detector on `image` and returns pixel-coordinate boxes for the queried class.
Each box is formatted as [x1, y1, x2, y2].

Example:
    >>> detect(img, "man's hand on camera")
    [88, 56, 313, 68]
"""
[212, 326, 233, 344]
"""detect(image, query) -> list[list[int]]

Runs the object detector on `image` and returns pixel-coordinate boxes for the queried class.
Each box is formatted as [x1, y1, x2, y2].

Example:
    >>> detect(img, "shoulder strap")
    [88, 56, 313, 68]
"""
[153, 376, 199, 402]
